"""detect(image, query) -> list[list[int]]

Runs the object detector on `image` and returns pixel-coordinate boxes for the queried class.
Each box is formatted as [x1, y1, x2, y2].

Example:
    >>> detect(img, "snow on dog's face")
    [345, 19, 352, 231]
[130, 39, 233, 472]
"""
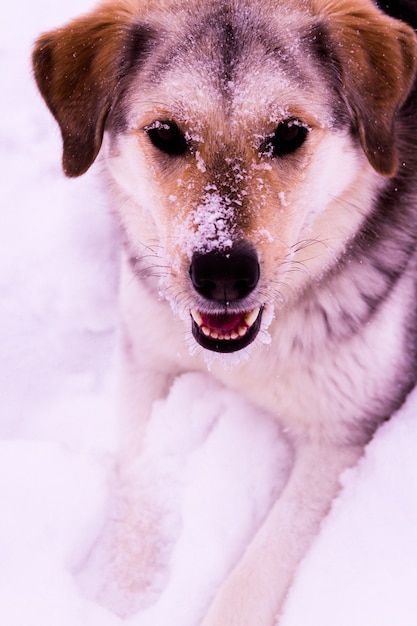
[33, 0, 417, 354]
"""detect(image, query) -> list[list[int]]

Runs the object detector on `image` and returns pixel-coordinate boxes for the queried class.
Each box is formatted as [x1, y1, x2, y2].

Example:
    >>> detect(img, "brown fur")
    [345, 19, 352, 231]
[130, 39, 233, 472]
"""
[316, 0, 417, 174]
[33, 3, 154, 176]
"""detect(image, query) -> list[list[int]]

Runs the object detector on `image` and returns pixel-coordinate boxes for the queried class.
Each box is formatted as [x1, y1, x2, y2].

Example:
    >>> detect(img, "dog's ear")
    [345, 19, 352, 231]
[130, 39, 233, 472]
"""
[319, 0, 417, 176]
[32, 5, 153, 177]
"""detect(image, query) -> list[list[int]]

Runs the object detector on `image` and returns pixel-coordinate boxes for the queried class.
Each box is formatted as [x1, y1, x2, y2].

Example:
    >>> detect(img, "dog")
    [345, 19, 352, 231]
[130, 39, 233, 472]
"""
[32, 0, 417, 623]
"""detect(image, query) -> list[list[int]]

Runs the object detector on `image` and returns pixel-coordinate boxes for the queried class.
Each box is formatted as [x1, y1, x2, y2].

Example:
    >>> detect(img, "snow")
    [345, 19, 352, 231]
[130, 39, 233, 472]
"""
[1, 0, 417, 624]
[191, 191, 236, 252]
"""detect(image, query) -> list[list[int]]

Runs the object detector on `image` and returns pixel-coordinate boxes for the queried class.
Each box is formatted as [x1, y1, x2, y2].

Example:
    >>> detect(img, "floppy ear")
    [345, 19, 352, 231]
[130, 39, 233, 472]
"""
[318, 0, 417, 176]
[32, 4, 154, 177]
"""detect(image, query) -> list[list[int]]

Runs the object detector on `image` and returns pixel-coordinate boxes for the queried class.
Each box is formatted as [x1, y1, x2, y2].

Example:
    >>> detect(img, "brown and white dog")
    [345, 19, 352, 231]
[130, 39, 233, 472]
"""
[33, 0, 417, 623]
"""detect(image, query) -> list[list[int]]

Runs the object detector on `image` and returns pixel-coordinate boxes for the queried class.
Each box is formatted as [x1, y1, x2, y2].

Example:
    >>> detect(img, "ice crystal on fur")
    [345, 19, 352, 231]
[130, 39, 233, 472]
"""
[195, 151, 207, 173]
[278, 191, 289, 207]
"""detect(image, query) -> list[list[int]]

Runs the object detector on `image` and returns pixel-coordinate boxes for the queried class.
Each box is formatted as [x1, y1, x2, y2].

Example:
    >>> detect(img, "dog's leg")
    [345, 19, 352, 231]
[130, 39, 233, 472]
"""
[200, 440, 362, 626]
[77, 261, 188, 616]
[76, 357, 182, 617]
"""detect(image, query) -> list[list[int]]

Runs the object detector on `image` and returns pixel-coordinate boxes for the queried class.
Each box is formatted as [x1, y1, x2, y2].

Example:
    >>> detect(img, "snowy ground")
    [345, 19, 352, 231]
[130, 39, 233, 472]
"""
[1, 1, 417, 624]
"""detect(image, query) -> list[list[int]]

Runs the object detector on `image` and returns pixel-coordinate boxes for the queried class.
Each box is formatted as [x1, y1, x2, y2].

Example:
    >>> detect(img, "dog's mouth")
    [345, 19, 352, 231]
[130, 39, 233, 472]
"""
[190, 307, 263, 353]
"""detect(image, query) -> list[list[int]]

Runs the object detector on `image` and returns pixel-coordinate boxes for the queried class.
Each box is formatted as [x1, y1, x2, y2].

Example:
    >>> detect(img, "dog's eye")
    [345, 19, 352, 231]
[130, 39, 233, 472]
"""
[264, 120, 309, 157]
[145, 121, 188, 156]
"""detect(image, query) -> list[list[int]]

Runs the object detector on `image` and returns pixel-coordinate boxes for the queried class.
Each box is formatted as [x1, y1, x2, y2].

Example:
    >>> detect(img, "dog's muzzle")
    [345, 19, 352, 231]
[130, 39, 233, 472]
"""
[189, 243, 263, 353]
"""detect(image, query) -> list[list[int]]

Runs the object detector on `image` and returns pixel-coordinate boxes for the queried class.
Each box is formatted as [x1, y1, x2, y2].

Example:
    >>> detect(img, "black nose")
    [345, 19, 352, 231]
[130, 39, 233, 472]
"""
[189, 243, 260, 304]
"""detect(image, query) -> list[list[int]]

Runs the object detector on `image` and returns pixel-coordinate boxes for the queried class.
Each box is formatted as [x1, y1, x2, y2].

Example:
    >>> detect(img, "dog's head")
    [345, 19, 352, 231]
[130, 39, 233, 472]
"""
[33, 0, 417, 355]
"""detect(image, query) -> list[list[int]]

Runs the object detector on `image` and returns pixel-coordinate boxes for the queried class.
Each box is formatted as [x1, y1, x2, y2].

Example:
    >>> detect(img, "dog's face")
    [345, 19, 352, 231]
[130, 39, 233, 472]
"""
[33, 0, 417, 355]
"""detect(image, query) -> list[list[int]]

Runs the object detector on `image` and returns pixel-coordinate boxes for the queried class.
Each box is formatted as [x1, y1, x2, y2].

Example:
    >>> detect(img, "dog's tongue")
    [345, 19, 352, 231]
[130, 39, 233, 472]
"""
[200, 312, 244, 333]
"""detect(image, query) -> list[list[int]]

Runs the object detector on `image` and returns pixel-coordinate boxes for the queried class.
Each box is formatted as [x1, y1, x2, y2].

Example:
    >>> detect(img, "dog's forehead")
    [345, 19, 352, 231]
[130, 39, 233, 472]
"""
[126, 2, 335, 131]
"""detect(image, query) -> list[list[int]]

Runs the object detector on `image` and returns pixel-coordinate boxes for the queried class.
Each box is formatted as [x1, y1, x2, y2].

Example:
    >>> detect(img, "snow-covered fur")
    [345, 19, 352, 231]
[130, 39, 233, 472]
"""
[33, 0, 417, 623]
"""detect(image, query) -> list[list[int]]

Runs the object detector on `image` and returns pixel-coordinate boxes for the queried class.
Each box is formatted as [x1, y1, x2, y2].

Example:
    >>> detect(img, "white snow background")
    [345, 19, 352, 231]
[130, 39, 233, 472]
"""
[2, 0, 417, 624]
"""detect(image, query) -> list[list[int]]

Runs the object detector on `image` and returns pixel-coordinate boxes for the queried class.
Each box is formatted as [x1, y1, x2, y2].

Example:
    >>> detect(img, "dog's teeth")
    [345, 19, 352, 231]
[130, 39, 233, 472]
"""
[192, 308, 259, 341]
[244, 308, 260, 328]
[191, 310, 203, 326]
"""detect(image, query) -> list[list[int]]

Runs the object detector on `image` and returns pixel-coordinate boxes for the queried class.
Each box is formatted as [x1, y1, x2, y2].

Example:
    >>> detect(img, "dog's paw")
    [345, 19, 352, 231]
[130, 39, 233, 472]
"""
[74, 462, 181, 618]
[77, 508, 172, 616]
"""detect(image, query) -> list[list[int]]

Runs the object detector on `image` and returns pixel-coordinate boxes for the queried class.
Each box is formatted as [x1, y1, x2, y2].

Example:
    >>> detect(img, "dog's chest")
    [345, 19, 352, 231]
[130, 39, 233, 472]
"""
[208, 297, 407, 442]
